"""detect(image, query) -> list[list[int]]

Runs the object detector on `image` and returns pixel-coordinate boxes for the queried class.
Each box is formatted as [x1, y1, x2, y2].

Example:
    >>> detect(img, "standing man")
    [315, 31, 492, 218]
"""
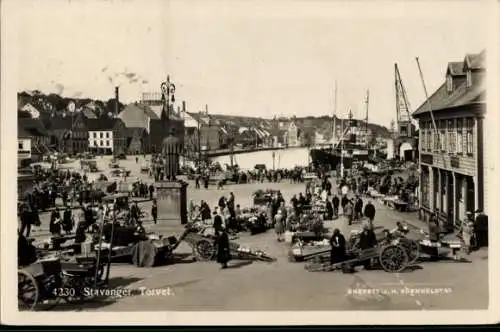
[358, 224, 377, 270]
[341, 195, 349, 215]
[200, 200, 211, 223]
[148, 184, 154, 200]
[332, 194, 340, 219]
[363, 200, 376, 230]
[344, 199, 354, 226]
[151, 199, 158, 224]
[474, 209, 488, 248]
[62, 205, 73, 234]
[460, 212, 475, 255]
[19, 203, 32, 238]
[325, 198, 333, 220]
[228, 192, 236, 219]
[354, 196, 363, 221]
[130, 202, 140, 224]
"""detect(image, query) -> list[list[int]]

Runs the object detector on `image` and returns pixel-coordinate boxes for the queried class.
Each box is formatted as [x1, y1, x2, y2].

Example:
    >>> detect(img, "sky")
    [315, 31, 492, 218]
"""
[11, 0, 490, 127]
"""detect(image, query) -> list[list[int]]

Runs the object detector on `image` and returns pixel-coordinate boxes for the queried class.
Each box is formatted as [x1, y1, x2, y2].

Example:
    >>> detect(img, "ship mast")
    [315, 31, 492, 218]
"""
[332, 80, 338, 147]
[365, 89, 369, 146]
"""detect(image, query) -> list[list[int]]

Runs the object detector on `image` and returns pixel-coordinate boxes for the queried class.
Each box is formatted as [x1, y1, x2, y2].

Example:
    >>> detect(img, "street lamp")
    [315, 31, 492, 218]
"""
[161, 75, 176, 133]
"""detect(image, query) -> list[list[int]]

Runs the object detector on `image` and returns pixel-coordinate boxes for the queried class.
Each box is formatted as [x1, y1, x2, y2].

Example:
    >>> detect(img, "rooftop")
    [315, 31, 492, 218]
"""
[413, 50, 486, 117]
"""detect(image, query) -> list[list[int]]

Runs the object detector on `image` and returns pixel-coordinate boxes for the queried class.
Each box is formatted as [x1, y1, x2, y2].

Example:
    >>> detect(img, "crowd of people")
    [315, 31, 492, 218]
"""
[18, 164, 156, 239]
[18, 153, 488, 273]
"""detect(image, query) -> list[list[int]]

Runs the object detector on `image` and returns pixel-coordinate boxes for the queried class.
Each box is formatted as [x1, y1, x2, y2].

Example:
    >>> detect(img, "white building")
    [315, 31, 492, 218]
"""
[18, 136, 32, 160]
[20, 103, 40, 119]
[88, 130, 114, 153]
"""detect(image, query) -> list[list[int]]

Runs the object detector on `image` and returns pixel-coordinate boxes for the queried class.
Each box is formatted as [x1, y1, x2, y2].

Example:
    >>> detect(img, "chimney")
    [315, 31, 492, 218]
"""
[115, 86, 119, 116]
[182, 101, 186, 113]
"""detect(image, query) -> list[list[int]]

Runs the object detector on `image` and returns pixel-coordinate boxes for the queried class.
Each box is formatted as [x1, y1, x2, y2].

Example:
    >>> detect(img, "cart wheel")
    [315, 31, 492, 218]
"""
[192, 240, 215, 261]
[399, 238, 420, 264]
[132, 241, 157, 267]
[18, 270, 39, 311]
[87, 264, 107, 286]
[379, 244, 408, 273]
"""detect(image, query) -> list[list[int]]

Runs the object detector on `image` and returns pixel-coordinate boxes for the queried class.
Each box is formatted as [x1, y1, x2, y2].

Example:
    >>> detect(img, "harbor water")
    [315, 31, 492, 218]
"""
[212, 147, 310, 171]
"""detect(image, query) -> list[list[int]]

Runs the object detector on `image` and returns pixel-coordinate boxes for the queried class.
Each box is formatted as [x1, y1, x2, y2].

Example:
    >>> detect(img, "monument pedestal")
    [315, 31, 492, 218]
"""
[155, 180, 188, 224]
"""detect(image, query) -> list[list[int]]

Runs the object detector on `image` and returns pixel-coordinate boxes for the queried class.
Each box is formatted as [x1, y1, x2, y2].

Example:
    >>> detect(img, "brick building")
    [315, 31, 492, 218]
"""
[42, 112, 88, 154]
[412, 50, 485, 230]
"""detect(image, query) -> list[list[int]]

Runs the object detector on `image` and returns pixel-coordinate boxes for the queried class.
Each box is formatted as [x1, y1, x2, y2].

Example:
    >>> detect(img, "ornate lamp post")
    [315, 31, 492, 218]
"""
[161, 75, 176, 133]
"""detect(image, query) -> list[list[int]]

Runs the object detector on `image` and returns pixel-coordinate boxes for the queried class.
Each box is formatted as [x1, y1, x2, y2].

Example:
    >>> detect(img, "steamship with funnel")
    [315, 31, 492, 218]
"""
[310, 85, 371, 171]
[309, 109, 370, 171]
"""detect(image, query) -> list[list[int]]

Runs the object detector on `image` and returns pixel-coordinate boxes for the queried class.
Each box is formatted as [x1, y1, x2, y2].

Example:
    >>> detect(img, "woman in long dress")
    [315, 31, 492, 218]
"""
[274, 211, 285, 242]
[215, 228, 231, 269]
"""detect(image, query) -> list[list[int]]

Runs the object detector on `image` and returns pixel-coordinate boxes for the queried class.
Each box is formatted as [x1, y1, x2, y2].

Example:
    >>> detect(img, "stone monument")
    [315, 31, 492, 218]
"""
[155, 128, 188, 224]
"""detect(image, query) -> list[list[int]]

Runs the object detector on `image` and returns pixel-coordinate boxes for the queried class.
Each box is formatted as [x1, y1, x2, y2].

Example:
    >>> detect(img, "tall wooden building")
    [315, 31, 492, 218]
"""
[412, 50, 486, 230]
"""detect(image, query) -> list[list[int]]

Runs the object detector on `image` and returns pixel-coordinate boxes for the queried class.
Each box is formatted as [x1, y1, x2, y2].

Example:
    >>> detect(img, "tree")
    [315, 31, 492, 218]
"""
[46, 93, 66, 111]
[105, 98, 124, 116]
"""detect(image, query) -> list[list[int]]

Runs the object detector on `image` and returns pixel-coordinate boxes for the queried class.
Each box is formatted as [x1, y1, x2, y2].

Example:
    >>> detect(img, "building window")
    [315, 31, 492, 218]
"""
[93, 132, 97, 138]
[466, 70, 472, 88]
[440, 120, 446, 152]
[420, 122, 425, 151]
[446, 75, 453, 93]
[448, 119, 455, 154]
[100, 140, 103, 146]
[456, 118, 463, 154]
[421, 168, 430, 208]
[100, 132, 103, 138]
[466, 118, 474, 155]
[106, 132, 110, 138]
[94, 141, 98, 147]
[18, 142, 23, 150]
[424, 122, 431, 151]
[426, 123, 431, 150]
[106, 140, 110, 147]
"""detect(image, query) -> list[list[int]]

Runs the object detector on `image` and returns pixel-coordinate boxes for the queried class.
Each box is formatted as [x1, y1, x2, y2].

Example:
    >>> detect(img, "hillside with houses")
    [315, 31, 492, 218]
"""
[17, 90, 391, 162]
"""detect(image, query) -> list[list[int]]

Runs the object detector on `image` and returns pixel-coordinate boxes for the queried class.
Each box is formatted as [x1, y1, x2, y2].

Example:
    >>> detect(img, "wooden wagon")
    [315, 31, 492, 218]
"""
[93, 225, 180, 268]
[346, 228, 420, 265]
[303, 243, 410, 273]
[18, 254, 108, 311]
[182, 226, 276, 263]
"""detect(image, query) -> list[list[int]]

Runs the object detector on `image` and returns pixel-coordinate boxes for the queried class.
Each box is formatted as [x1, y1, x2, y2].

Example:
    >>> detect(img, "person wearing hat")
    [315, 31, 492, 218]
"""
[329, 228, 346, 265]
[474, 209, 488, 248]
[134, 219, 147, 241]
[213, 210, 223, 236]
[358, 223, 377, 269]
[62, 205, 73, 234]
[151, 199, 158, 224]
[49, 207, 62, 236]
[460, 212, 475, 255]
[215, 226, 231, 269]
